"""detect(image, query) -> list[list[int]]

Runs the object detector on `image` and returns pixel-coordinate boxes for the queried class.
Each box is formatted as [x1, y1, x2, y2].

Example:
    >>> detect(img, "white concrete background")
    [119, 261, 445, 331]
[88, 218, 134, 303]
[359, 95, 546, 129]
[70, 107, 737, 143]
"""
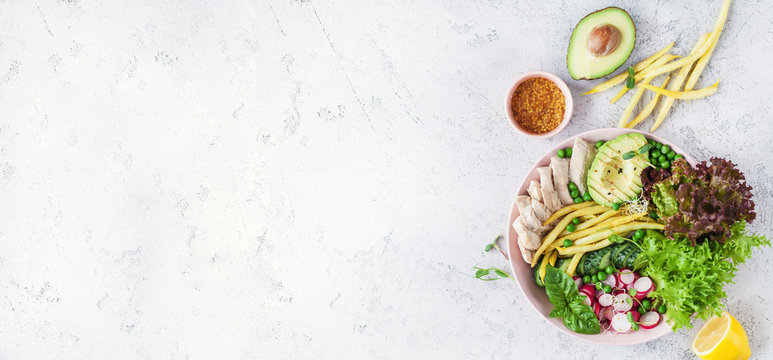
[1, 0, 771, 359]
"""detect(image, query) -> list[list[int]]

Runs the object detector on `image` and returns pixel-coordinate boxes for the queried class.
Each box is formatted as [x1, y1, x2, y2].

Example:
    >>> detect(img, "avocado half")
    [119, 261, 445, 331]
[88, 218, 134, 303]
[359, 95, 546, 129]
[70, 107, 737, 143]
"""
[567, 7, 636, 80]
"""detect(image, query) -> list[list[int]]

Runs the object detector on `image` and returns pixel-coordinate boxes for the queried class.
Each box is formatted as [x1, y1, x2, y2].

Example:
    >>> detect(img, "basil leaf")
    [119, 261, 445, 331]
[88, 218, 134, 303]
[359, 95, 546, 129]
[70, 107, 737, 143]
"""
[622, 151, 636, 160]
[543, 266, 601, 334]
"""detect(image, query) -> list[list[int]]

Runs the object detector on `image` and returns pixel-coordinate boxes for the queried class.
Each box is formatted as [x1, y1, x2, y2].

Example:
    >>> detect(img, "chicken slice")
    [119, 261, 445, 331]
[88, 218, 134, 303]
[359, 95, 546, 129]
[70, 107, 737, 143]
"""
[537, 167, 562, 211]
[569, 137, 597, 195]
[514, 196, 552, 235]
[531, 198, 552, 222]
[551, 156, 574, 206]
[513, 217, 542, 250]
[518, 241, 535, 264]
[527, 180, 543, 202]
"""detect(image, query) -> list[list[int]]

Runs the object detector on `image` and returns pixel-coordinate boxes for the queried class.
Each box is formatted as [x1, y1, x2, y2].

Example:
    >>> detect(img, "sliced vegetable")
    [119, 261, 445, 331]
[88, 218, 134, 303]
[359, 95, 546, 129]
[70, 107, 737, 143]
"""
[639, 311, 661, 329]
[611, 312, 632, 333]
[638, 80, 719, 100]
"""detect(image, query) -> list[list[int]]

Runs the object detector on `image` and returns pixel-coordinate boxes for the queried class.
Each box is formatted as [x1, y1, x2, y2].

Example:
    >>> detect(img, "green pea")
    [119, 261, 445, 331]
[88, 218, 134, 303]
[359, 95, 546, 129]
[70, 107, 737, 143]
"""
[651, 149, 661, 158]
[661, 161, 670, 169]
[666, 151, 676, 160]
[563, 239, 572, 247]
[634, 229, 644, 239]
[648, 139, 655, 146]
[597, 269, 607, 279]
[573, 197, 583, 204]
[603, 285, 612, 293]
[582, 192, 592, 201]
[661, 145, 671, 154]
[572, 217, 580, 225]
[658, 304, 666, 313]
[649, 211, 659, 219]
[674, 154, 684, 161]
[655, 142, 662, 150]
[570, 189, 580, 198]
[566, 223, 576, 232]
[605, 265, 615, 274]
[642, 299, 652, 309]
[595, 140, 605, 149]
[638, 306, 646, 314]
[566, 148, 573, 157]
[612, 202, 621, 210]
[658, 154, 667, 163]
[583, 275, 591, 283]
[557, 149, 566, 158]
[568, 182, 577, 191]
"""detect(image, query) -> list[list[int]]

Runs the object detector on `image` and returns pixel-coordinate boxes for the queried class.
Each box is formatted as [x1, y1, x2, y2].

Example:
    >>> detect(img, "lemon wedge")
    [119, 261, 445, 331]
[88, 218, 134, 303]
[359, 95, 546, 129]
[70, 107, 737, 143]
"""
[692, 311, 751, 360]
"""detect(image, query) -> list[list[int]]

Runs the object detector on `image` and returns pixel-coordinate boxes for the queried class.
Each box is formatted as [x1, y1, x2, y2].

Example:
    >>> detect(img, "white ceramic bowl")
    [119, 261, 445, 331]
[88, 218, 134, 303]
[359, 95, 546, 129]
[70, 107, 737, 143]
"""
[506, 128, 698, 345]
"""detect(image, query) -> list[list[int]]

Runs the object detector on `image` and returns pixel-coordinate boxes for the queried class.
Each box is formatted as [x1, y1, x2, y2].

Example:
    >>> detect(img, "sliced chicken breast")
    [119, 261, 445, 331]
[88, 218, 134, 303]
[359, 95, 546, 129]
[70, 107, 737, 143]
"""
[550, 156, 574, 206]
[531, 198, 552, 222]
[537, 167, 562, 211]
[527, 180, 543, 202]
[517, 241, 535, 264]
[514, 195, 543, 232]
[569, 137, 597, 195]
[513, 217, 542, 250]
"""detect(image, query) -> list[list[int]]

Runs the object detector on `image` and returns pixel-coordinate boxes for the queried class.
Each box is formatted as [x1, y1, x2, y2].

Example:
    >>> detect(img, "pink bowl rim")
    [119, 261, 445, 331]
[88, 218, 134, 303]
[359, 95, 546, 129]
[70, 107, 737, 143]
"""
[505, 128, 698, 345]
[504, 71, 574, 139]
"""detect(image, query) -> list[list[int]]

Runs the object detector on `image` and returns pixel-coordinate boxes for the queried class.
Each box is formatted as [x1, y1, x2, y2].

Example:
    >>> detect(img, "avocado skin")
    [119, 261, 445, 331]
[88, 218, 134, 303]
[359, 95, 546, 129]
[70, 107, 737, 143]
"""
[567, 7, 636, 80]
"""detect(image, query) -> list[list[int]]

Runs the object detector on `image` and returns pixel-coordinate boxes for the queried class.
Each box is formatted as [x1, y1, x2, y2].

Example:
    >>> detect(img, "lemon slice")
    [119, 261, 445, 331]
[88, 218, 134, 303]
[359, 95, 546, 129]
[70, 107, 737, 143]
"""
[692, 311, 751, 360]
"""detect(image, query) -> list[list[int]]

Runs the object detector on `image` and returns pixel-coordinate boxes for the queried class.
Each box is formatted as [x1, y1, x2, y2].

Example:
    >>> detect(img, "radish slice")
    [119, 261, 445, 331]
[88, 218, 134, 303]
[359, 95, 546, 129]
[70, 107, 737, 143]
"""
[580, 284, 595, 297]
[613, 293, 633, 312]
[595, 289, 605, 299]
[618, 269, 636, 285]
[640, 311, 661, 329]
[601, 306, 616, 322]
[612, 288, 626, 296]
[602, 274, 617, 288]
[593, 301, 601, 316]
[578, 293, 593, 307]
[611, 313, 632, 333]
[573, 276, 583, 289]
[634, 276, 654, 293]
[634, 290, 648, 300]
[598, 293, 615, 307]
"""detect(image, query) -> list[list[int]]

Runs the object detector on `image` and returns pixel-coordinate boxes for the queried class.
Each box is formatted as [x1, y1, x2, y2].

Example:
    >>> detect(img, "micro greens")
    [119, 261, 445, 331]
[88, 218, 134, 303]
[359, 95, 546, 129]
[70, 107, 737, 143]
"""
[626, 67, 635, 89]
[622, 151, 636, 160]
[475, 235, 515, 282]
[638, 143, 652, 154]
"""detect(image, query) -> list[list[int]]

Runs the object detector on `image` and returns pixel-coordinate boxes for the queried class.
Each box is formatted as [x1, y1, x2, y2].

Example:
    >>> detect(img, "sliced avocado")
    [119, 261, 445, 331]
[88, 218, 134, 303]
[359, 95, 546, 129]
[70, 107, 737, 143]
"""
[586, 133, 649, 207]
[567, 7, 636, 80]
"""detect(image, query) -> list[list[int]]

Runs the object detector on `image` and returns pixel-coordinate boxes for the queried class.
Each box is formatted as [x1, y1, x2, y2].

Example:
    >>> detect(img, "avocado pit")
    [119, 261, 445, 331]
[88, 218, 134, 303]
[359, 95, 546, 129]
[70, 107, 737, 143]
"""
[587, 24, 621, 57]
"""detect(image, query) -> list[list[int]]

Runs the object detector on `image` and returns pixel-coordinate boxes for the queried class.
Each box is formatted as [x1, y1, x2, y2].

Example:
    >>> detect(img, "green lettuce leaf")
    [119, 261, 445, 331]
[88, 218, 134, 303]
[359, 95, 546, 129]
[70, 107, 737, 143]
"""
[544, 266, 600, 334]
[640, 225, 769, 331]
[651, 181, 679, 217]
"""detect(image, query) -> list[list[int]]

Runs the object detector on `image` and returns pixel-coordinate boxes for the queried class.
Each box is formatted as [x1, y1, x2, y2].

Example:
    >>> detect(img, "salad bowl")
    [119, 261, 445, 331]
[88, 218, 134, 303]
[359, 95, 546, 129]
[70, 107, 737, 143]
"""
[506, 128, 697, 345]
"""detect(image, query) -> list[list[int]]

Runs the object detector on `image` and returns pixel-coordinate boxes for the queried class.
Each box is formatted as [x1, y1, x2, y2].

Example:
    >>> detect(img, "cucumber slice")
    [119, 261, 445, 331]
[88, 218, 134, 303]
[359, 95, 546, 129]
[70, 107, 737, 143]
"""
[625, 247, 642, 270]
[598, 244, 618, 271]
[578, 254, 589, 276]
[534, 256, 545, 287]
[614, 243, 636, 268]
[557, 257, 571, 273]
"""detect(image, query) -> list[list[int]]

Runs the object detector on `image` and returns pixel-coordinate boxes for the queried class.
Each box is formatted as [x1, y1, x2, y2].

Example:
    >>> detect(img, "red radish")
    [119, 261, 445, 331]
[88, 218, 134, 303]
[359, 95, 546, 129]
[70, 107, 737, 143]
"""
[580, 284, 595, 297]
[634, 276, 654, 294]
[612, 288, 626, 296]
[618, 269, 636, 285]
[578, 293, 593, 307]
[595, 289, 605, 299]
[639, 311, 661, 329]
[573, 276, 583, 289]
[601, 306, 615, 322]
[602, 274, 617, 288]
[593, 301, 601, 316]
[613, 293, 633, 312]
[634, 290, 648, 300]
[598, 293, 614, 307]
[611, 312, 632, 333]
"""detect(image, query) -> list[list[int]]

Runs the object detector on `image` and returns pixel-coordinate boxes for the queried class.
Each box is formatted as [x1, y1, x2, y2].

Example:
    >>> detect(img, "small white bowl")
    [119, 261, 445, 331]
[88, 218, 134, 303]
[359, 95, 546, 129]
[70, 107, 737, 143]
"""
[505, 71, 573, 139]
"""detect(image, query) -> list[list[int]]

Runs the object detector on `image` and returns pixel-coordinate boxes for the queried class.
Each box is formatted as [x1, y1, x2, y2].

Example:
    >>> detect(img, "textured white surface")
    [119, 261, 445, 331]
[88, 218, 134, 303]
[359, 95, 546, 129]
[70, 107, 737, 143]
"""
[1, 0, 772, 359]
